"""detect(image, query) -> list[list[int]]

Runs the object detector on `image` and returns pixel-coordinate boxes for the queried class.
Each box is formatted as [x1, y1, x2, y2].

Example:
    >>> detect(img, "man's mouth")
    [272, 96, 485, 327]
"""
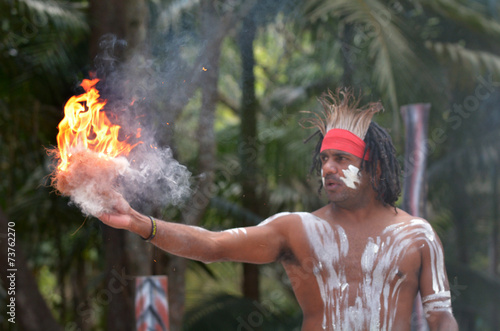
[324, 176, 342, 189]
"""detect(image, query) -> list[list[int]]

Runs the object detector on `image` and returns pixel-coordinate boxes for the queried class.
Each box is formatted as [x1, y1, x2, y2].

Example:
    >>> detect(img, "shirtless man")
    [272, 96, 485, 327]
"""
[99, 90, 458, 330]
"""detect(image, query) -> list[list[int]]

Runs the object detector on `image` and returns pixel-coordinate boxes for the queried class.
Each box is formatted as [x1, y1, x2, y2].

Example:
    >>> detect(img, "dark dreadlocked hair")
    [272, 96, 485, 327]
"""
[309, 121, 402, 208]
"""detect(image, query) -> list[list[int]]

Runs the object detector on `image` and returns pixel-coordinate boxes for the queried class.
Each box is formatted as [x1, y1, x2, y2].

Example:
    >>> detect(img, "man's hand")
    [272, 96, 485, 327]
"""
[98, 191, 133, 230]
[97, 191, 153, 239]
[99, 212, 132, 231]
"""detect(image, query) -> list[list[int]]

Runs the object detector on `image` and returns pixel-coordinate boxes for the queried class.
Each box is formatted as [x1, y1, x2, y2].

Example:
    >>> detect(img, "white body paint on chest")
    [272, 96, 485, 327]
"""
[297, 213, 450, 331]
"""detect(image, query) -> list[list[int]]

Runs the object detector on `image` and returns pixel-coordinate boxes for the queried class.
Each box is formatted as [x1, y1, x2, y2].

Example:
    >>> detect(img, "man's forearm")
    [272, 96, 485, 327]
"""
[128, 210, 220, 263]
[427, 312, 458, 331]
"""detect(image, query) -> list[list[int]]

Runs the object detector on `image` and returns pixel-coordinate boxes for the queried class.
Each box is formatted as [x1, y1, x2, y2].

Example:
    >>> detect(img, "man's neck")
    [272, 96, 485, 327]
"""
[328, 199, 393, 225]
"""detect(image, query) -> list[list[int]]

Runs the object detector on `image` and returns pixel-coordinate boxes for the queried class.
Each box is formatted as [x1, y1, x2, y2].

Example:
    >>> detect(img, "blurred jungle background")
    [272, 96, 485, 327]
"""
[1, 0, 500, 330]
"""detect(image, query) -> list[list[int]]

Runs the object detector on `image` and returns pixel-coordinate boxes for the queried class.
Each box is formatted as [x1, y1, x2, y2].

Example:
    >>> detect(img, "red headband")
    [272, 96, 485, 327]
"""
[321, 129, 369, 160]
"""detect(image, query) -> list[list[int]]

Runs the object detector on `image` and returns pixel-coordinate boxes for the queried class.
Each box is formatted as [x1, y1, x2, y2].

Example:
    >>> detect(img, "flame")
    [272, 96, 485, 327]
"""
[56, 78, 139, 172]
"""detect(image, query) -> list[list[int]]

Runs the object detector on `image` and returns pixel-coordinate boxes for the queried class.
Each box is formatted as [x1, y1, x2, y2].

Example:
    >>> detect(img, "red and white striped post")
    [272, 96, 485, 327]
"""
[135, 276, 170, 331]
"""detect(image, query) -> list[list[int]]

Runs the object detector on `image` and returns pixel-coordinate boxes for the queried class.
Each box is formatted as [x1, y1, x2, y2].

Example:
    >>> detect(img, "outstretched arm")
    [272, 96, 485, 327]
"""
[99, 199, 289, 264]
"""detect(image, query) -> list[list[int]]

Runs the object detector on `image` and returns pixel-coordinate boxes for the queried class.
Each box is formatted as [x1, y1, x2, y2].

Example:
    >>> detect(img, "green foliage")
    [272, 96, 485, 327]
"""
[447, 262, 500, 330]
[2, 0, 500, 329]
[183, 293, 302, 331]
[0, 1, 97, 329]
[0, 0, 89, 209]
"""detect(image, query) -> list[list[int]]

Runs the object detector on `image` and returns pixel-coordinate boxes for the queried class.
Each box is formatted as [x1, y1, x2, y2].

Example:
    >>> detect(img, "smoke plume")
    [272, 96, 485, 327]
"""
[51, 34, 192, 217]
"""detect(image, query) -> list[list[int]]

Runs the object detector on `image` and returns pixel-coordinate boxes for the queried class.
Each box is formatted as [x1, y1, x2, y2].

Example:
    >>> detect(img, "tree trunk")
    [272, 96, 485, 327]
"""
[453, 185, 470, 264]
[490, 165, 499, 330]
[238, 10, 261, 302]
[170, 2, 224, 329]
[87, 1, 248, 329]
[0, 209, 63, 331]
[340, 22, 355, 87]
[490, 165, 499, 276]
[72, 254, 92, 331]
[88, 1, 149, 330]
[88, 0, 148, 60]
[102, 226, 134, 331]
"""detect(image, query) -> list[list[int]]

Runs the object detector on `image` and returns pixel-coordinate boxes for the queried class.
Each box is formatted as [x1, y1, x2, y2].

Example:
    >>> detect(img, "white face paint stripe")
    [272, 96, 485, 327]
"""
[340, 165, 361, 189]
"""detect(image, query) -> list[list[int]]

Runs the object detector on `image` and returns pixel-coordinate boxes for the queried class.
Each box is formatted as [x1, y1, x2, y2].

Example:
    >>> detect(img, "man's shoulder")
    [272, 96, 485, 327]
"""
[385, 210, 437, 241]
[309, 205, 334, 221]
[258, 211, 307, 227]
[391, 208, 431, 226]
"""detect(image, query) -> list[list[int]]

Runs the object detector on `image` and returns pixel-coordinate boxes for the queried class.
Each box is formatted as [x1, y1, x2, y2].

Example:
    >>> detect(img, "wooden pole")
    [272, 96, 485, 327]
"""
[400, 103, 431, 331]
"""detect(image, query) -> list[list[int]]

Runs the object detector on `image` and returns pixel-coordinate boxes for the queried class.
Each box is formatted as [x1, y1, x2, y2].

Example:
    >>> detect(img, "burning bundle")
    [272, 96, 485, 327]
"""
[51, 78, 191, 216]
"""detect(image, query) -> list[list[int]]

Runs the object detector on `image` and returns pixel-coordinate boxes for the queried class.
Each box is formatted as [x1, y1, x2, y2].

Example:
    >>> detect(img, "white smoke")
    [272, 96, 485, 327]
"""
[119, 145, 192, 209]
[53, 34, 195, 217]
[53, 145, 191, 217]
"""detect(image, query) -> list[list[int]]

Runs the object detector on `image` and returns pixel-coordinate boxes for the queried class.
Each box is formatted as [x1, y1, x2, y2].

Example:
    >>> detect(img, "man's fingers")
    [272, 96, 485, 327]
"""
[97, 213, 110, 223]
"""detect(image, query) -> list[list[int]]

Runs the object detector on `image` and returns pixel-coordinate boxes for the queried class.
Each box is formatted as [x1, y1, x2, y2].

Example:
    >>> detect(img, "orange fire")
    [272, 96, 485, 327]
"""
[56, 78, 139, 172]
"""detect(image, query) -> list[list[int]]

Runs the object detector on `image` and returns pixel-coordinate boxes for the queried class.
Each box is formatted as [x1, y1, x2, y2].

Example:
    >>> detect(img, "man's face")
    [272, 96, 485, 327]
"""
[320, 149, 371, 205]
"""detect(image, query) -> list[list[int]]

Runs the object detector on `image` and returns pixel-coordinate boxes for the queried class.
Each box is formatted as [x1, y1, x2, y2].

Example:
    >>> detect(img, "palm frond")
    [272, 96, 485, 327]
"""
[423, 0, 500, 36]
[426, 41, 500, 78]
[183, 294, 255, 331]
[428, 127, 500, 181]
[183, 293, 302, 331]
[304, 0, 430, 133]
[19, 0, 88, 32]
[1, 1, 89, 98]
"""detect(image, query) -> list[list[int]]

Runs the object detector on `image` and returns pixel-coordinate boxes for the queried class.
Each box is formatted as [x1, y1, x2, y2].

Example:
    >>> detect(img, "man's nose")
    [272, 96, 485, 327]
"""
[322, 160, 339, 175]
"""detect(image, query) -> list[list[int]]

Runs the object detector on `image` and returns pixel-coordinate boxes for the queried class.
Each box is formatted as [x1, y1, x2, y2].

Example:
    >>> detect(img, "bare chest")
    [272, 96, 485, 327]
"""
[342, 232, 421, 285]
[288, 213, 431, 330]
[298, 215, 422, 278]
